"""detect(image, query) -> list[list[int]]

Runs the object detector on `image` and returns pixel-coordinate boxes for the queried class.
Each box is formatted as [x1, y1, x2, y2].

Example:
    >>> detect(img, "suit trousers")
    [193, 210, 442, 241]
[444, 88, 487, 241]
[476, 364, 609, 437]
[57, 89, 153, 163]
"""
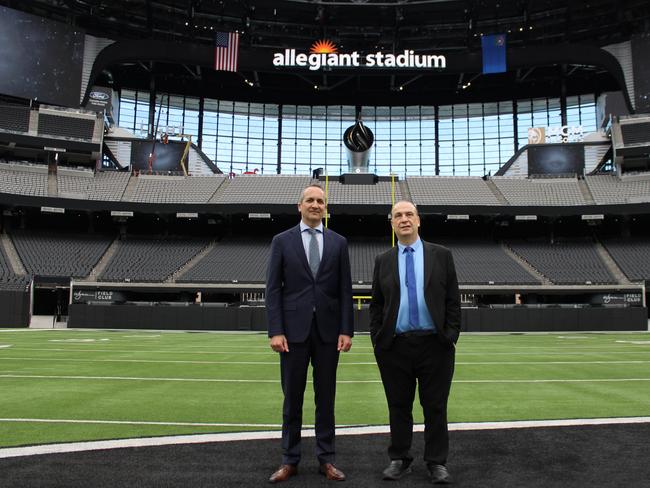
[374, 333, 455, 465]
[280, 318, 340, 465]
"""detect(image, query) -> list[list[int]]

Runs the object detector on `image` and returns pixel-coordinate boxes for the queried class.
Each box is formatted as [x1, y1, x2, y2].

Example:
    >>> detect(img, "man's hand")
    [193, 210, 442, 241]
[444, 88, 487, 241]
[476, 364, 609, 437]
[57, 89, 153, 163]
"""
[270, 334, 289, 353]
[337, 334, 352, 352]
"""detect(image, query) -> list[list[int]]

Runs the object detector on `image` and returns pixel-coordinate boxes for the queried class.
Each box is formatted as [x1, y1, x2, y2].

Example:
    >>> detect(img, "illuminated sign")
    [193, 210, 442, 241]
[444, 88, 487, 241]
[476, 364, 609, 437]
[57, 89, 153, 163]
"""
[546, 125, 584, 143]
[528, 126, 584, 144]
[272, 40, 446, 71]
[527, 127, 545, 144]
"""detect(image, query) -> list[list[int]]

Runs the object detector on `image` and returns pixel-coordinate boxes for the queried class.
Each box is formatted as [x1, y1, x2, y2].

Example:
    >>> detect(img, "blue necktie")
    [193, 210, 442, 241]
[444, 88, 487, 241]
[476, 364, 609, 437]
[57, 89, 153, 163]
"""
[405, 246, 419, 327]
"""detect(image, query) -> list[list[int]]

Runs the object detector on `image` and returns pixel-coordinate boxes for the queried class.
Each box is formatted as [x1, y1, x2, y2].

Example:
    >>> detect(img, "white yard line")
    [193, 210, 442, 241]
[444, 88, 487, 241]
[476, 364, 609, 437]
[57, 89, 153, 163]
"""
[2, 357, 650, 366]
[2, 374, 650, 384]
[0, 418, 285, 428]
[0, 417, 649, 459]
[6, 347, 650, 356]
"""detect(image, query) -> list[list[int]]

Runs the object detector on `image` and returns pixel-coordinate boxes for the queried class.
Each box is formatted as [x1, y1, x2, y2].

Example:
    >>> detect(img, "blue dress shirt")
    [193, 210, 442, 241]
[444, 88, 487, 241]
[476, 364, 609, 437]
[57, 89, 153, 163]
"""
[395, 238, 436, 334]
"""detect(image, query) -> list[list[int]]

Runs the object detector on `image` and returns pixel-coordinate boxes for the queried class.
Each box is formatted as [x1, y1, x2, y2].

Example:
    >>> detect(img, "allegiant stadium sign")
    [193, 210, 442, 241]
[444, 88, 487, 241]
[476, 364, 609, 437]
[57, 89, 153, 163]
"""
[272, 40, 446, 71]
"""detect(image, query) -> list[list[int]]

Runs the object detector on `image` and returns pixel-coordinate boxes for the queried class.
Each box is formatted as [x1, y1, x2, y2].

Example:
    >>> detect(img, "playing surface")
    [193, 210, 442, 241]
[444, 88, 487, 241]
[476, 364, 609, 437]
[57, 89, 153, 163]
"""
[1, 329, 649, 448]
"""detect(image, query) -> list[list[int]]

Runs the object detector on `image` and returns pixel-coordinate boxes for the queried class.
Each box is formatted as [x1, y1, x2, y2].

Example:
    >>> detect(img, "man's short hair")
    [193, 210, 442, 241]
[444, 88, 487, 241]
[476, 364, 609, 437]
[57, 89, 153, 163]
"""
[390, 200, 418, 218]
[299, 184, 326, 203]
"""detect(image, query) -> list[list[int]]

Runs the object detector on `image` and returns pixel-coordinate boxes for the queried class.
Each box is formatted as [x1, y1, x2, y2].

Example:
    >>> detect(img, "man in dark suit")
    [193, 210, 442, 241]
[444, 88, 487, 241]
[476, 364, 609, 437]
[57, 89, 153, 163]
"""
[266, 184, 354, 483]
[369, 200, 460, 484]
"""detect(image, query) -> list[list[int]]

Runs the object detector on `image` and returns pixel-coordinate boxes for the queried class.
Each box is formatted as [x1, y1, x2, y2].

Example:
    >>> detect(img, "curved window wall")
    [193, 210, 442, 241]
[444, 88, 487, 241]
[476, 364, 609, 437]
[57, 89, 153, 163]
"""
[118, 90, 597, 177]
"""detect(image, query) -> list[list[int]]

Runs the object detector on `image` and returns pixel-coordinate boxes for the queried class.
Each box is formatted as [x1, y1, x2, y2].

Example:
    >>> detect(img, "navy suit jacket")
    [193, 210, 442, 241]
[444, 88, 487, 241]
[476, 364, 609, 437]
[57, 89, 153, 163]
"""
[266, 224, 354, 343]
[369, 240, 461, 350]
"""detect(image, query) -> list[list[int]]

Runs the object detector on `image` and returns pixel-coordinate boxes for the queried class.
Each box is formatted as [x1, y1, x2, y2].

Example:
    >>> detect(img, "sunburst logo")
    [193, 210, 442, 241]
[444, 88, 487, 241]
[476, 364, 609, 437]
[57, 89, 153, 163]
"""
[310, 39, 337, 54]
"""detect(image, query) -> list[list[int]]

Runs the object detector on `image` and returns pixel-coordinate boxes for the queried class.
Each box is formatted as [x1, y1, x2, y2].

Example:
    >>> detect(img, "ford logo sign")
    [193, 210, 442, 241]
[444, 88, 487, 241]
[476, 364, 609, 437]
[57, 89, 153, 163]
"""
[90, 91, 110, 101]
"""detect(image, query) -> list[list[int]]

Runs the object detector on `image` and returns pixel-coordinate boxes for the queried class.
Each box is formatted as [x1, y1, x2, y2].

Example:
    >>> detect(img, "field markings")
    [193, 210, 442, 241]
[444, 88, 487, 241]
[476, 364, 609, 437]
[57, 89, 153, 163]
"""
[2, 357, 650, 366]
[2, 374, 650, 384]
[6, 347, 650, 356]
[0, 418, 286, 428]
[1, 417, 649, 459]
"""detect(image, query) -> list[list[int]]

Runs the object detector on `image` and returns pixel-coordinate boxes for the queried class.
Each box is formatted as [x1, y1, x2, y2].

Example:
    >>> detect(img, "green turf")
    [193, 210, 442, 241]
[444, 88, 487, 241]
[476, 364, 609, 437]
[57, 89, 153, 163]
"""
[0, 329, 649, 448]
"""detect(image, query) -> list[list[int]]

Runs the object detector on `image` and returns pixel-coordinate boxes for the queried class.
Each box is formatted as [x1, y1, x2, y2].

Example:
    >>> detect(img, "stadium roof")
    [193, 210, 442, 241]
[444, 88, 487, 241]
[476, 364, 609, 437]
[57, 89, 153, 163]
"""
[4, 0, 650, 105]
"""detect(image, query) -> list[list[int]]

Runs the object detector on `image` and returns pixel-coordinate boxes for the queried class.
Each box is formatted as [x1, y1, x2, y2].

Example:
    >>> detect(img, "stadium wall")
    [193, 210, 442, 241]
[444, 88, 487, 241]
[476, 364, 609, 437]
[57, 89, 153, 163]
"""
[67, 303, 647, 332]
[0, 289, 30, 327]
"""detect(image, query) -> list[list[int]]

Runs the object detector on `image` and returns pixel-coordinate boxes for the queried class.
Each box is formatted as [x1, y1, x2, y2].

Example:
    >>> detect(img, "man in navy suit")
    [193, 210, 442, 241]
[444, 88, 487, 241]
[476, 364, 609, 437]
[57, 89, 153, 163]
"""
[370, 201, 460, 484]
[266, 184, 354, 483]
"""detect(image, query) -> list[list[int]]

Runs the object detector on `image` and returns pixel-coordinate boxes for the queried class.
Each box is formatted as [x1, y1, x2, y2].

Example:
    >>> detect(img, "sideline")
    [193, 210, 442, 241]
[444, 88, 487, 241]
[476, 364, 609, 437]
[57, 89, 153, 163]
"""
[1, 417, 649, 459]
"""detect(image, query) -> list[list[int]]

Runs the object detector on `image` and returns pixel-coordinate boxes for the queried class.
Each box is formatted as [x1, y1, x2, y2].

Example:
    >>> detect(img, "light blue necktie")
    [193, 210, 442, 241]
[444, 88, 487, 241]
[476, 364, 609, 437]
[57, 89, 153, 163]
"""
[306, 228, 320, 277]
[405, 246, 419, 327]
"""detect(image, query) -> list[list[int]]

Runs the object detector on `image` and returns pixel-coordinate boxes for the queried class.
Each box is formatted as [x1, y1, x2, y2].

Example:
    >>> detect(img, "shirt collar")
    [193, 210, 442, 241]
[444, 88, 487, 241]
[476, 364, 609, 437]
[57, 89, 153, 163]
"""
[397, 237, 421, 253]
[300, 221, 324, 233]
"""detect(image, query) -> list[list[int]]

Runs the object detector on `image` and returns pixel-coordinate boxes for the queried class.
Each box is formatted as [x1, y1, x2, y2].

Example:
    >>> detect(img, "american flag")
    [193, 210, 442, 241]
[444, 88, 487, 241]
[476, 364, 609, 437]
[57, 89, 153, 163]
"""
[214, 31, 239, 72]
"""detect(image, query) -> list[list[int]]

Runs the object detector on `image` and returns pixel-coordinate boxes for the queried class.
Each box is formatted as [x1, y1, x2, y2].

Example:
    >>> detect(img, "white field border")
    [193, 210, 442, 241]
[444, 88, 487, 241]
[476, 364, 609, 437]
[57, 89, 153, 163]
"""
[0, 417, 649, 459]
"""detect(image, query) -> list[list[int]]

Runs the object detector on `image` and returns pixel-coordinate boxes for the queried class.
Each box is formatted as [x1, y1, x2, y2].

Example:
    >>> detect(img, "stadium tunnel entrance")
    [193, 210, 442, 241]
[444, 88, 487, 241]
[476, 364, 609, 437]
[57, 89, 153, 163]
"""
[31, 281, 69, 323]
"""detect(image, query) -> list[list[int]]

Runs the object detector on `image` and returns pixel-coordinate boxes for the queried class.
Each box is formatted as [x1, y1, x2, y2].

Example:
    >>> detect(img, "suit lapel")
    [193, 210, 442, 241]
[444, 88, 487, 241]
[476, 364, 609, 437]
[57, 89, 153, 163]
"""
[423, 241, 433, 289]
[320, 228, 332, 276]
[290, 225, 312, 277]
[388, 246, 400, 291]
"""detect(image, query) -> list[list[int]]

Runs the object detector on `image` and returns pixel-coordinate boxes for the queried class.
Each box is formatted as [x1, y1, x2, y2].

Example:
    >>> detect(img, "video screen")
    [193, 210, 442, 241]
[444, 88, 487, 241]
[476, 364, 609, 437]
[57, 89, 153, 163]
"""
[130, 140, 186, 172]
[528, 144, 585, 176]
[0, 6, 85, 107]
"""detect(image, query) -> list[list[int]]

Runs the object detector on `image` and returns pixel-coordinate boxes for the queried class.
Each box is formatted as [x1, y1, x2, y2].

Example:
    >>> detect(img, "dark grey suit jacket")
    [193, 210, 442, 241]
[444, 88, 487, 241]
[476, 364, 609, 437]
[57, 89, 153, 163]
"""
[266, 224, 354, 343]
[369, 240, 461, 350]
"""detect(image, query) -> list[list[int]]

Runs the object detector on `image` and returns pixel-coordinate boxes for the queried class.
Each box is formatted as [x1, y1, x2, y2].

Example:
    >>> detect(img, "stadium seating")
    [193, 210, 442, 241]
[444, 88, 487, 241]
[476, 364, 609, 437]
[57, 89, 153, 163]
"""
[10, 231, 113, 279]
[345, 239, 541, 285]
[37, 114, 95, 141]
[57, 168, 95, 199]
[326, 181, 402, 205]
[0, 103, 30, 133]
[585, 174, 650, 204]
[408, 176, 501, 205]
[0, 228, 642, 288]
[492, 177, 586, 206]
[212, 175, 312, 204]
[99, 237, 209, 282]
[620, 122, 650, 145]
[0, 241, 28, 290]
[177, 239, 271, 283]
[441, 241, 541, 285]
[0, 163, 48, 197]
[601, 238, 650, 282]
[506, 240, 617, 284]
[57, 168, 131, 201]
[6, 161, 650, 210]
[87, 171, 131, 201]
[126, 175, 225, 204]
[348, 240, 392, 283]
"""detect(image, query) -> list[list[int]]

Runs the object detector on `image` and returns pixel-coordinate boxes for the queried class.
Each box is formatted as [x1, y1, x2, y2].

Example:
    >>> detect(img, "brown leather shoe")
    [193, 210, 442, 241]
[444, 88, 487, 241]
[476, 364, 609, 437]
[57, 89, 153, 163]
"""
[269, 464, 297, 483]
[319, 463, 346, 481]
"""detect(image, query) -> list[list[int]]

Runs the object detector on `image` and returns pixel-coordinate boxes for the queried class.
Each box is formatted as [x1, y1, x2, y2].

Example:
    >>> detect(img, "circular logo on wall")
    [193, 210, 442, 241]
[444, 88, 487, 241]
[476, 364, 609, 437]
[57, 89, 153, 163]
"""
[528, 127, 543, 144]
[90, 91, 110, 101]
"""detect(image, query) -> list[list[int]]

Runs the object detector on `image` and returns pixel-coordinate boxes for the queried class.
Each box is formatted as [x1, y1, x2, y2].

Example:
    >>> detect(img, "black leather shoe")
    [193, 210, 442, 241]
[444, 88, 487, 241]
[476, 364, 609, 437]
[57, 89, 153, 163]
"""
[382, 459, 412, 480]
[427, 464, 451, 484]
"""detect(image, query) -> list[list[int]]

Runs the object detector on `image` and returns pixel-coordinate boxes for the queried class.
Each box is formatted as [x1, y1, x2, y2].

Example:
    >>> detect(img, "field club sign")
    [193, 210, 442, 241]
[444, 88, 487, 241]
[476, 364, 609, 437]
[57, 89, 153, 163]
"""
[273, 40, 446, 71]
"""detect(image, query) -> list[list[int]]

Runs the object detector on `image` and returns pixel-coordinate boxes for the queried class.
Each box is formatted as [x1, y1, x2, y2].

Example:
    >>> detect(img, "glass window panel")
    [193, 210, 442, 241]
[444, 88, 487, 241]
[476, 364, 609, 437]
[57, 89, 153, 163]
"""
[113, 90, 600, 178]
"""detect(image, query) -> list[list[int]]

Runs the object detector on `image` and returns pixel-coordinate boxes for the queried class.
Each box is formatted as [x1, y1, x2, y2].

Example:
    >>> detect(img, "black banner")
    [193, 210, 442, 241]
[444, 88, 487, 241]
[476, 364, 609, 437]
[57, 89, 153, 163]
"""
[590, 293, 643, 306]
[72, 289, 126, 304]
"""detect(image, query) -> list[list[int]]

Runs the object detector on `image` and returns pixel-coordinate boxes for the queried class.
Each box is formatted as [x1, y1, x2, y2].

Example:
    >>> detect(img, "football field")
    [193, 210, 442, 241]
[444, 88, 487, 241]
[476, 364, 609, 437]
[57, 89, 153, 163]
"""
[1, 328, 649, 448]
